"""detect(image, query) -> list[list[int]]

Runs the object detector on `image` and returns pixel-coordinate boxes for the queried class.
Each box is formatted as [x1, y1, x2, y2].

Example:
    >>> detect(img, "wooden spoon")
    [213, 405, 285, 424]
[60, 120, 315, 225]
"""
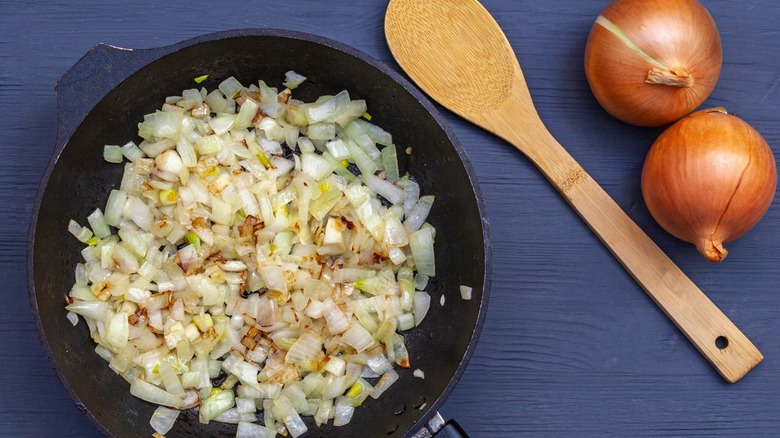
[385, 0, 762, 383]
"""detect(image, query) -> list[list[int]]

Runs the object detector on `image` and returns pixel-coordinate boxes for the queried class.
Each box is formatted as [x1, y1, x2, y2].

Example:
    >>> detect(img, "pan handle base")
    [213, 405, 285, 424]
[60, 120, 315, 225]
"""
[433, 421, 469, 438]
[413, 412, 469, 438]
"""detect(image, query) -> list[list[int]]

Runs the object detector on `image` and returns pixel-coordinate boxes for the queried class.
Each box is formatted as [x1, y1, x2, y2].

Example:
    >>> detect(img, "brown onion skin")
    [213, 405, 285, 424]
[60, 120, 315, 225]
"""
[585, 0, 722, 127]
[641, 108, 777, 262]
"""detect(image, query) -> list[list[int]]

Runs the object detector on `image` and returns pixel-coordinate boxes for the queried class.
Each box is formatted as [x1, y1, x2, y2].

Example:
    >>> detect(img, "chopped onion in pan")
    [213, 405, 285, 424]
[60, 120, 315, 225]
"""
[65, 73, 444, 437]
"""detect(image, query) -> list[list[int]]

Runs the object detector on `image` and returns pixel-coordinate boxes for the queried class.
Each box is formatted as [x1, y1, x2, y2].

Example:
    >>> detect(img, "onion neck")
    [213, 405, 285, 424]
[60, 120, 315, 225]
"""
[596, 16, 696, 89]
[646, 68, 695, 88]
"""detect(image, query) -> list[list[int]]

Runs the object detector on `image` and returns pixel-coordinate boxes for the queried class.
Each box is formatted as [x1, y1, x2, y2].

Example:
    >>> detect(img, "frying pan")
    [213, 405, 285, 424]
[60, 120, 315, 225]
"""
[27, 29, 491, 437]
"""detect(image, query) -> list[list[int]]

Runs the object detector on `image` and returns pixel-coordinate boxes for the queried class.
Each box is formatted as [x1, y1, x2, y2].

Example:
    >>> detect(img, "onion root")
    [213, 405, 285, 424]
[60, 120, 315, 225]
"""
[700, 236, 727, 263]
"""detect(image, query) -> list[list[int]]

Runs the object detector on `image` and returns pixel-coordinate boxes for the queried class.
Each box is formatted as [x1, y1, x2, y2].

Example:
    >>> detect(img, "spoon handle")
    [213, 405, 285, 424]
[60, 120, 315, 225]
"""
[495, 116, 762, 383]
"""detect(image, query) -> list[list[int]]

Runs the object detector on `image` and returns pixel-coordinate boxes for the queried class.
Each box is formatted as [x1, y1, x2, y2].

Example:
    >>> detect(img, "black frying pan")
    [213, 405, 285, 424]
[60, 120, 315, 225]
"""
[28, 29, 491, 437]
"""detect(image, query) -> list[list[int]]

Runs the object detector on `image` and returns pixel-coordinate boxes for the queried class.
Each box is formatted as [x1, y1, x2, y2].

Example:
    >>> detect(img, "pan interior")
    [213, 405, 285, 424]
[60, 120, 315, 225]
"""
[31, 32, 488, 437]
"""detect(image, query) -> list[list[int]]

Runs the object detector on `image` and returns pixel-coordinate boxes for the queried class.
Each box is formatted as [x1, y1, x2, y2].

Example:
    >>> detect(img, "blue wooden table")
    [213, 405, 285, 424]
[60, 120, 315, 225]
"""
[2, 0, 779, 436]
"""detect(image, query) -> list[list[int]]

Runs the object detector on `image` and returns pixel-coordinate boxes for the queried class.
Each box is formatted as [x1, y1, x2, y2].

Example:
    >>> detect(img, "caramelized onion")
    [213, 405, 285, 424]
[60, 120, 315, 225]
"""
[584, 0, 722, 127]
[641, 108, 777, 262]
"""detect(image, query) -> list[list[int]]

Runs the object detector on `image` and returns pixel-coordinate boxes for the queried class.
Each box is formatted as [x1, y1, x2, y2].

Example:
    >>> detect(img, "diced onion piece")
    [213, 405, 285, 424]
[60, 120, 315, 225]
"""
[219, 76, 244, 99]
[283, 71, 307, 89]
[388, 247, 407, 264]
[345, 119, 392, 146]
[66, 311, 79, 326]
[342, 323, 376, 353]
[94, 344, 113, 362]
[156, 150, 183, 174]
[285, 331, 324, 368]
[196, 134, 223, 155]
[87, 209, 111, 239]
[213, 408, 243, 424]
[332, 99, 367, 127]
[309, 189, 342, 222]
[182, 88, 203, 106]
[65, 301, 108, 320]
[307, 122, 337, 141]
[104, 145, 124, 163]
[150, 406, 180, 435]
[383, 212, 408, 247]
[370, 368, 399, 399]
[259, 265, 288, 294]
[324, 355, 346, 376]
[322, 298, 350, 335]
[121, 141, 145, 162]
[273, 396, 308, 438]
[187, 274, 224, 307]
[413, 369, 425, 379]
[229, 360, 261, 391]
[381, 145, 400, 181]
[343, 378, 373, 407]
[397, 312, 415, 331]
[140, 139, 176, 158]
[314, 399, 333, 427]
[234, 98, 259, 130]
[343, 138, 377, 176]
[68, 220, 93, 243]
[333, 396, 355, 427]
[236, 421, 277, 438]
[177, 137, 197, 167]
[285, 412, 308, 438]
[124, 196, 154, 231]
[366, 354, 392, 375]
[103, 190, 128, 228]
[236, 397, 256, 414]
[200, 389, 236, 423]
[106, 312, 130, 351]
[297, 137, 315, 153]
[111, 244, 139, 274]
[460, 285, 473, 300]
[403, 195, 434, 232]
[211, 198, 232, 225]
[301, 153, 337, 181]
[414, 274, 429, 290]
[362, 174, 406, 205]
[139, 111, 183, 140]
[209, 115, 235, 135]
[130, 378, 183, 408]
[305, 90, 351, 124]
[353, 134, 382, 168]
[409, 227, 436, 277]
[401, 179, 420, 214]
[158, 362, 185, 397]
[413, 292, 431, 326]
[326, 139, 351, 160]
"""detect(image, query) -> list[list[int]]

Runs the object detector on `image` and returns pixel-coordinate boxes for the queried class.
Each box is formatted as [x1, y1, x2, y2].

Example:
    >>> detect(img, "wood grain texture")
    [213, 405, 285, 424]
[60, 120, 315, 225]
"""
[2, 0, 779, 436]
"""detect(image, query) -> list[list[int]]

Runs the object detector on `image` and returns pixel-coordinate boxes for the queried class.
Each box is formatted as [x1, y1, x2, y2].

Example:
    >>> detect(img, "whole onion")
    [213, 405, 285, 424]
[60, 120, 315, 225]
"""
[584, 0, 722, 127]
[641, 108, 777, 262]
